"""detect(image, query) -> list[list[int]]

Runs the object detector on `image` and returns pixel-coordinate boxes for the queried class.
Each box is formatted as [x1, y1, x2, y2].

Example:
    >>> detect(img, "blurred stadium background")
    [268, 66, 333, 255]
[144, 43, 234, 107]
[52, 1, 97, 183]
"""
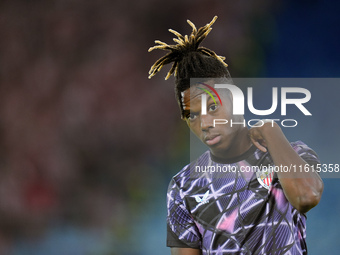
[0, 0, 339, 254]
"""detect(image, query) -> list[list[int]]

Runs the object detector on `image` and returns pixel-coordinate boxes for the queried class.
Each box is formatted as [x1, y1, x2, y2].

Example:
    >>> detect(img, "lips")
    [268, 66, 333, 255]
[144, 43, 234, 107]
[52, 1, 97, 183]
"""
[204, 134, 221, 146]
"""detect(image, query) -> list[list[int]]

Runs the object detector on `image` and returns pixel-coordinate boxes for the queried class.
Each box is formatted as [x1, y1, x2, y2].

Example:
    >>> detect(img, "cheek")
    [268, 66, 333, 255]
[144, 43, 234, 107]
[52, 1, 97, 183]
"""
[186, 120, 194, 131]
[218, 107, 233, 119]
[187, 121, 203, 136]
[220, 106, 242, 123]
[187, 121, 197, 132]
[232, 115, 244, 122]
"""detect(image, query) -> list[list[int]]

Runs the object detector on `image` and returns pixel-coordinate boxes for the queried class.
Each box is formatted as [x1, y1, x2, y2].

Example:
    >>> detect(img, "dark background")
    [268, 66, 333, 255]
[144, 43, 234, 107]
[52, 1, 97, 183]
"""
[0, 0, 339, 254]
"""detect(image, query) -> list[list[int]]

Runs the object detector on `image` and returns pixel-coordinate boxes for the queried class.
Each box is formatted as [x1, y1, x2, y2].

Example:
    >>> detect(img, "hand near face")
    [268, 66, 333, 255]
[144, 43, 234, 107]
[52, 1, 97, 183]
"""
[248, 120, 280, 153]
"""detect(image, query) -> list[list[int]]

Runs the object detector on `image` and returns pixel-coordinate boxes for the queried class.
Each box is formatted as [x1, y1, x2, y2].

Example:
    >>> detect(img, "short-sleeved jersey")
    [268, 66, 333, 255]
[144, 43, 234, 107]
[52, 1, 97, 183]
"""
[166, 141, 320, 255]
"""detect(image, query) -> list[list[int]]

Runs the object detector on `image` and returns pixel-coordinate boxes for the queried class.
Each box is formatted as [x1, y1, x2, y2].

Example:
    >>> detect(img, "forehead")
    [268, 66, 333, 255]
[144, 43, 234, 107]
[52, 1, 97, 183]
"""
[181, 86, 204, 107]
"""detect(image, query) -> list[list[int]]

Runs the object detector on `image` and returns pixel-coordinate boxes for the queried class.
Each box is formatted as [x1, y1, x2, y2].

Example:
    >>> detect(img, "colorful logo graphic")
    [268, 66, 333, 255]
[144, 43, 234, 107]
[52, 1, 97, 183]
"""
[197, 82, 223, 106]
[194, 190, 210, 205]
[256, 169, 274, 190]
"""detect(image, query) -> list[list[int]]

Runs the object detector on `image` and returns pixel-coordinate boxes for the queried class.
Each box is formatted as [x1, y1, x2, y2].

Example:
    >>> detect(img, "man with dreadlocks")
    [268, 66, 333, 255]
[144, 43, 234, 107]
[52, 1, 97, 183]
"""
[148, 16, 323, 255]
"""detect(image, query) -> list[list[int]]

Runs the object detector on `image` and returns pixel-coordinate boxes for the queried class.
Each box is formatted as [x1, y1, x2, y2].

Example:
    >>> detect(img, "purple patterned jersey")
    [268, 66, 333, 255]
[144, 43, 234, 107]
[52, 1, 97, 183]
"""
[166, 141, 320, 255]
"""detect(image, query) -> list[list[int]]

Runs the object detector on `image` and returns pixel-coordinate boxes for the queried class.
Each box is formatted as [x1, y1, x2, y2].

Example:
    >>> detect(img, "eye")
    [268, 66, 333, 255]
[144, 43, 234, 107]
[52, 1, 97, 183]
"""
[186, 113, 197, 121]
[208, 104, 218, 112]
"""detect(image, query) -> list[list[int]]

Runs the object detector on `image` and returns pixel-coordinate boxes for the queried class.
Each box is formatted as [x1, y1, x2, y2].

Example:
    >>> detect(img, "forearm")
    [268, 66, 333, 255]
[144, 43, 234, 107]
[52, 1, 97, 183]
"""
[257, 122, 323, 213]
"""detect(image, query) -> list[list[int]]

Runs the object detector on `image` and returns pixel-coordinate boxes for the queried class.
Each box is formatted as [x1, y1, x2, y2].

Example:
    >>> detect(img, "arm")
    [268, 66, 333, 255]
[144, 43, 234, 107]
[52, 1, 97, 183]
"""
[249, 121, 324, 214]
[171, 247, 202, 255]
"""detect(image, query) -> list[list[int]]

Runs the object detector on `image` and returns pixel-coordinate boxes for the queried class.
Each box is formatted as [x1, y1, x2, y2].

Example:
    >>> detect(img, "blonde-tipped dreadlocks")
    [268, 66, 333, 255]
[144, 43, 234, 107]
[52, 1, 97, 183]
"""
[148, 16, 231, 117]
[148, 16, 228, 80]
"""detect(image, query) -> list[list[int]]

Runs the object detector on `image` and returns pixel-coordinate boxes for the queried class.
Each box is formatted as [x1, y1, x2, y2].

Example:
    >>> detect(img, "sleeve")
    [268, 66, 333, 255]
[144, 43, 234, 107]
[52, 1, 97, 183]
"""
[166, 178, 202, 249]
[291, 141, 320, 167]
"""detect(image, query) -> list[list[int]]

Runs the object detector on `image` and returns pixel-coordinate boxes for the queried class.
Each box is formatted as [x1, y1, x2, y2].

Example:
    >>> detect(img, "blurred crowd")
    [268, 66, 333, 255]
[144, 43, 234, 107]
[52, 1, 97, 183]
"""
[0, 0, 277, 254]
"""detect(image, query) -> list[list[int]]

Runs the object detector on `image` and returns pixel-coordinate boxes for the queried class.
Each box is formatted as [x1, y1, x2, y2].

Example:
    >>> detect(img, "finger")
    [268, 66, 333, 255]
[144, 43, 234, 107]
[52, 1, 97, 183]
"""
[250, 137, 267, 152]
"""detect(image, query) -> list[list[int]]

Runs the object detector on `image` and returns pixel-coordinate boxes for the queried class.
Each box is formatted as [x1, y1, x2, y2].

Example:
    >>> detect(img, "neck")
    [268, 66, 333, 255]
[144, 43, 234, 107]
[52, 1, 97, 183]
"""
[210, 127, 252, 161]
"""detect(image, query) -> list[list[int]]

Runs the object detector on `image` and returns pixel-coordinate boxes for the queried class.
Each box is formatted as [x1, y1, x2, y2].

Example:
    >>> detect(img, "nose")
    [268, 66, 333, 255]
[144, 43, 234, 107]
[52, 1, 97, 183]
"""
[200, 114, 214, 131]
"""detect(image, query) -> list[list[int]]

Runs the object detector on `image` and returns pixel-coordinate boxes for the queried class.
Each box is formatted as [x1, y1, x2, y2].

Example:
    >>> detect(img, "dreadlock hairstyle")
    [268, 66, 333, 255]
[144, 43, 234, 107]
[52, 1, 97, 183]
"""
[148, 16, 232, 116]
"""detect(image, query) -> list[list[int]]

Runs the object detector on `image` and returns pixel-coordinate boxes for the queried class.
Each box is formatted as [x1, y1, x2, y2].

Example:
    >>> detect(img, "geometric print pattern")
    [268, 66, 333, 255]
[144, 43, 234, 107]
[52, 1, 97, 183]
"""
[167, 141, 320, 254]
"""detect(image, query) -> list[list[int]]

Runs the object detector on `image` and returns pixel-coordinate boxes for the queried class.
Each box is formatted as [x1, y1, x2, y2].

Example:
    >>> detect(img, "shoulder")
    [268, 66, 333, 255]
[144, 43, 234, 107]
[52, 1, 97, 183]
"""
[290, 140, 319, 159]
[290, 140, 316, 151]
[173, 150, 210, 181]
[290, 140, 320, 167]
[169, 150, 211, 190]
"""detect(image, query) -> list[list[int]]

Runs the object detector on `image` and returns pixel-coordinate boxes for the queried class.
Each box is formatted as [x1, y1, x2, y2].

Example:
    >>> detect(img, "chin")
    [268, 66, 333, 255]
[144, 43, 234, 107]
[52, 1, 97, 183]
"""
[210, 144, 227, 154]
